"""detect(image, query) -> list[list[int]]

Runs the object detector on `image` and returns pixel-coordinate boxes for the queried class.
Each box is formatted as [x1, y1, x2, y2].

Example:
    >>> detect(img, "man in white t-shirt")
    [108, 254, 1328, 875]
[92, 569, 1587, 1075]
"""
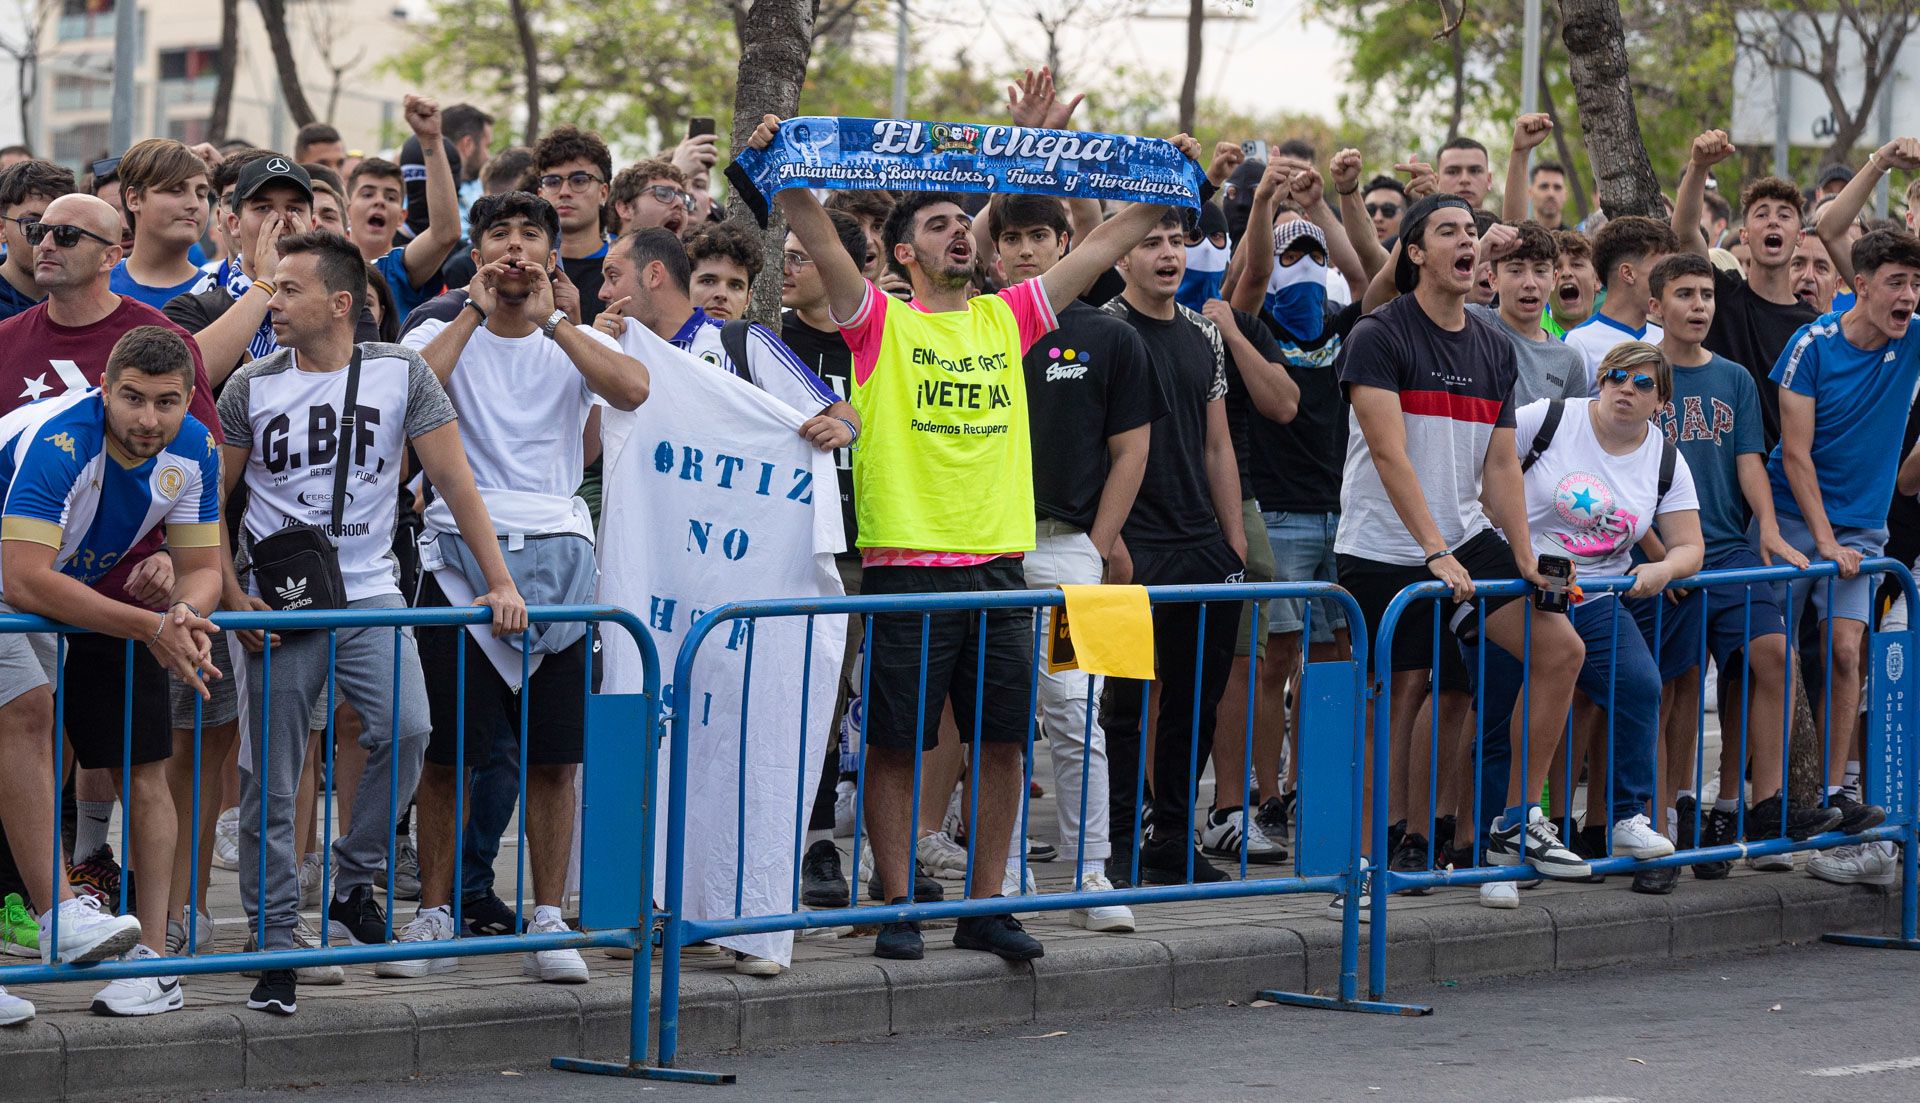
[593, 227, 857, 467]
[398, 192, 647, 983]
[1563, 216, 1678, 392]
[218, 230, 525, 1017]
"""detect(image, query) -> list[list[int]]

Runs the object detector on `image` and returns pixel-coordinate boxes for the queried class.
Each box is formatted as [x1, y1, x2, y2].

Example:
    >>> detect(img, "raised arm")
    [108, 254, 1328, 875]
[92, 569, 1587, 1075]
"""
[1816, 137, 1920, 288]
[189, 211, 307, 385]
[980, 68, 1101, 268]
[1228, 161, 1287, 314]
[519, 263, 648, 409]
[1328, 149, 1388, 279]
[1503, 113, 1553, 223]
[1291, 165, 1366, 302]
[1673, 129, 1734, 261]
[750, 114, 867, 322]
[400, 95, 462, 287]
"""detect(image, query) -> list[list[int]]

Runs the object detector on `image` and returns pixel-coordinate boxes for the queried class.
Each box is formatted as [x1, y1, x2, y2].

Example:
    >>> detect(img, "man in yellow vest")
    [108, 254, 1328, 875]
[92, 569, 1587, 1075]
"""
[746, 115, 1193, 963]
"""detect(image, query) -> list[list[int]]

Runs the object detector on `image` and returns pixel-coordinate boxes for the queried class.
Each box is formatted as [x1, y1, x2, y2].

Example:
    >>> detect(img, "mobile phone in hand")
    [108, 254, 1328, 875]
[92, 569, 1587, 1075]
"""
[689, 117, 717, 140]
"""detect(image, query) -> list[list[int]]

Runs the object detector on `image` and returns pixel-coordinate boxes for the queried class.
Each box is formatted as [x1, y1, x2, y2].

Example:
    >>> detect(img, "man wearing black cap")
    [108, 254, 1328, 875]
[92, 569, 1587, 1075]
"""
[1334, 193, 1589, 888]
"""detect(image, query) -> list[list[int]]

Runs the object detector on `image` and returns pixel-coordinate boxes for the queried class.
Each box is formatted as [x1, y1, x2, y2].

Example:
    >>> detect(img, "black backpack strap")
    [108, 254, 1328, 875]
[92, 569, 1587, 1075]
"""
[1658, 438, 1678, 500]
[1520, 398, 1564, 474]
[331, 346, 363, 542]
[719, 319, 754, 382]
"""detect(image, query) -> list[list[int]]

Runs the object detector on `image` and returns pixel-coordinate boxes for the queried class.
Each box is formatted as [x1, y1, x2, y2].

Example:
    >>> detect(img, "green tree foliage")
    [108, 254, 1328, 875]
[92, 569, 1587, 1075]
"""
[1311, 1, 1736, 213]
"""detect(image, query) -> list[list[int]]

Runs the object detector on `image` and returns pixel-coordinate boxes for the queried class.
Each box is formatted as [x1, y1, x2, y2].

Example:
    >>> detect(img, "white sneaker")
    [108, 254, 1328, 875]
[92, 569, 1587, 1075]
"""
[917, 830, 971, 878]
[942, 785, 965, 839]
[40, 894, 141, 964]
[1067, 867, 1135, 932]
[165, 907, 213, 957]
[1199, 807, 1289, 864]
[733, 951, 782, 977]
[375, 907, 458, 977]
[89, 944, 183, 1017]
[1479, 881, 1520, 909]
[1809, 842, 1898, 886]
[522, 911, 588, 983]
[0, 985, 31, 1026]
[1749, 851, 1796, 872]
[299, 852, 324, 910]
[212, 807, 240, 872]
[1487, 807, 1592, 880]
[833, 780, 858, 838]
[1611, 814, 1675, 860]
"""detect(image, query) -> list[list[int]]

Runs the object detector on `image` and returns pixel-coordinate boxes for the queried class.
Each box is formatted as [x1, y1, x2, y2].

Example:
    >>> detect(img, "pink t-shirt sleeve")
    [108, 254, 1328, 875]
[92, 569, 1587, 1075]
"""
[998, 277, 1060, 355]
[835, 280, 891, 387]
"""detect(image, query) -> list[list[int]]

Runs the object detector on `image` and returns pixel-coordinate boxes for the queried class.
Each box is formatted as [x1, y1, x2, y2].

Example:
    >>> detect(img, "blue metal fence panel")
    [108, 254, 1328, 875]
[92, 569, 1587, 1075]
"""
[1296, 659, 1356, 878]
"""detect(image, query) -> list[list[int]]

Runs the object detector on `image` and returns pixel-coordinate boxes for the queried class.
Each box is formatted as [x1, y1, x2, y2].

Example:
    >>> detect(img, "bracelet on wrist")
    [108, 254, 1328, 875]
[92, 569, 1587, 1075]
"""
[1424, 547, 1455, 565]
[464, 298, 487, 323]
[251, 278, 275, 296]
[169, 601, 202, 619]
[1335, 185, 1358, 196]
[833, 416, 858, 443]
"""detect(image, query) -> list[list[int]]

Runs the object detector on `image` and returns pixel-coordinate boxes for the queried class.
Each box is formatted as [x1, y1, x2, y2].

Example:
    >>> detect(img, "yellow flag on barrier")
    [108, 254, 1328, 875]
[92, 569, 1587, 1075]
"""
[1057, 584, 1155, 679]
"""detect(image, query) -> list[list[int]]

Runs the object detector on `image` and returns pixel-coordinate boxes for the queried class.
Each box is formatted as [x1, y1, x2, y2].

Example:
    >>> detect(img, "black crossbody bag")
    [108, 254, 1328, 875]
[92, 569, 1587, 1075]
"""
[251, 348, 361, 612]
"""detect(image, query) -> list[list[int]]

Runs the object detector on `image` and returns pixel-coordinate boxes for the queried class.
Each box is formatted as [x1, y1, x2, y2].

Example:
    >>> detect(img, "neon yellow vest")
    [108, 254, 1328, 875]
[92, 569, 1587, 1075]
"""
[849, 295, 1035, 554]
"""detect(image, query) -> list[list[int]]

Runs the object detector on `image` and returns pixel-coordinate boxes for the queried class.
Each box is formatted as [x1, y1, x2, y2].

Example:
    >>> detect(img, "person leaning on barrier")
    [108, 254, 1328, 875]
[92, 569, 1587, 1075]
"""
[217, 230, 526, 1018]
[1333, 193, 1588, 906]
[1640, 252, 1839, 887]
[746, 112, 1191, 965]
[0, 325, 225, 1025]
[398, 190, 646, 985]
[1764, 228, 1920, 887]
[1465, 342, 1703, 908]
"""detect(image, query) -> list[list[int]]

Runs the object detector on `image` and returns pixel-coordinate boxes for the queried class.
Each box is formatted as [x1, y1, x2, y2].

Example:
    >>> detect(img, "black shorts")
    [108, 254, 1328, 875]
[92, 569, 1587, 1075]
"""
[419, 572, 593, 768]
[62, 632, 172, 770]
[860, 557, 1034, 754]
[1337, 529, 1523, 693]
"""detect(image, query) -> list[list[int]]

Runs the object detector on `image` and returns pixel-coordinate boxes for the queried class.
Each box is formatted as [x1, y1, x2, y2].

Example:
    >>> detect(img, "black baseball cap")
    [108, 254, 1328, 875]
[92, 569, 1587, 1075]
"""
[235, 155, 313, 202]
[1393, 194, 1474, 293]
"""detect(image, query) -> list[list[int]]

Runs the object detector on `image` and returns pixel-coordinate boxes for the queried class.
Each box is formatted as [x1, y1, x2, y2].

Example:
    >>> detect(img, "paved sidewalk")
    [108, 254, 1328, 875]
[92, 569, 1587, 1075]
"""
[0, 706, 1903, 1100]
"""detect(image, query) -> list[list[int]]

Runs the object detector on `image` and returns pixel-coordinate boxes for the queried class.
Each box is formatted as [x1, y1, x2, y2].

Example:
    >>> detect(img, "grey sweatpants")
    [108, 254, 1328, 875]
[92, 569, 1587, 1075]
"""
[237, 595, 430, 948]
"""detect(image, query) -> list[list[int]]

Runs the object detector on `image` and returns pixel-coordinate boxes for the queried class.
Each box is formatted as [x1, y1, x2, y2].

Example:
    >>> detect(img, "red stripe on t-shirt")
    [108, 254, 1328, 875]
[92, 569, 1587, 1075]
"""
[1398, 388, 1505, 425]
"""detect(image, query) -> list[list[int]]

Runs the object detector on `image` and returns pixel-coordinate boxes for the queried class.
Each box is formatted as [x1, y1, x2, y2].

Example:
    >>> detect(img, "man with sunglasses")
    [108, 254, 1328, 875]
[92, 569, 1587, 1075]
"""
[1360, 176, 1405, 245]
[0, 194, 222, 984]
[0, 159, 75, 322]
[532, 125, 615, 323]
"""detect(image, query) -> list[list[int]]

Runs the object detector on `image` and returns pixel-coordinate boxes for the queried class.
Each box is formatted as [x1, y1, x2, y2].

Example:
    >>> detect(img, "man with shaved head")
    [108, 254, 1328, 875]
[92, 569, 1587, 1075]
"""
[0, 192, 223, 1005]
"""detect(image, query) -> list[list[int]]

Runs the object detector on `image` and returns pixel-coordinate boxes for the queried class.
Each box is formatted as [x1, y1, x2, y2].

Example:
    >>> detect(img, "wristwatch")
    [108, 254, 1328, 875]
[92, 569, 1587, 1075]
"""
[539, 308, 567, 339]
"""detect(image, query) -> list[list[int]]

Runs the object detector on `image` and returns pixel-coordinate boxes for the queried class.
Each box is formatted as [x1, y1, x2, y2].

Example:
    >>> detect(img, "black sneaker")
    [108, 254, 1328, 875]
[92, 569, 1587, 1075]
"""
[1254, 793, 1292, 844]
[866, 862, 944, 904]
[1385, 819, 1407, 861]
[1631, 865, 1679, 895]
[1388, 832, 1433, 895]
[1569, 824, 1610, 883]
[1104, 852, 1134, 890]
[459, 891, 526, 937]
[801, 840, 851, 908]
[1432, 815, 1457, 857]
[326, 884, 391, 946]
[953, 907, 1044, 961]
[1138, 836, 1230, 885]
[1695, 805, 1737, 880]
[873, 898, 923, 961]
[1748, 794, 1844, 842]
[246, 969, 297, 1015]
[1828, 791, 1887, 835]
[1486, 809, 1592, 880]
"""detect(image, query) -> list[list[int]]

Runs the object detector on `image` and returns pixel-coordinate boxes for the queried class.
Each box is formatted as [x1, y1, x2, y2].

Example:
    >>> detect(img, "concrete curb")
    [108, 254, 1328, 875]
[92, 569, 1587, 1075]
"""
[0, 878, 1896, 1099]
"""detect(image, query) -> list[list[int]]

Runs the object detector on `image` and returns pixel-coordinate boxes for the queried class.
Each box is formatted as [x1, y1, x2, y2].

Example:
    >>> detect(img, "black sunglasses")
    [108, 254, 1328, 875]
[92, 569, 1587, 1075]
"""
[1599, 367, 1657, 393]
[90, 156, 121, 183]
[1365, 201, 1401, 218]
[24, 221, 117, 249]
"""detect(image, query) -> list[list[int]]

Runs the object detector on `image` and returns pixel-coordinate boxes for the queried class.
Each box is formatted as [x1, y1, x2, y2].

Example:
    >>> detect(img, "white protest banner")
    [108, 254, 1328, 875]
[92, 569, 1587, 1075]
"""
[597, 319, 845, 967]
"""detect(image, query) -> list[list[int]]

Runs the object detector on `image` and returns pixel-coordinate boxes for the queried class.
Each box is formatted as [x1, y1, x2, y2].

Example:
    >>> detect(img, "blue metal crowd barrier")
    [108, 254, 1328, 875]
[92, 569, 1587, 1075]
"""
[0, 604, 664, 1077]
[1364, 559, 1920, 1011]
[636, 582, 1387, 1076]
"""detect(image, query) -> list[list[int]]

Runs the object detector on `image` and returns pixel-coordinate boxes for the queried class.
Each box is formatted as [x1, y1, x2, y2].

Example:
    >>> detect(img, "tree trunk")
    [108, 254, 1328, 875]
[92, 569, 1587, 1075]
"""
[254, 0, 318, 128]
[729, 0, 818, 327]
[1446, 24, 1465, 143]
[208, 0, 240, 141]
[1786, 654, 1824, 809]
[1557, 0, 1660, 218]
[507, 0, 542, 145]
[1178, 0, 1203, 135]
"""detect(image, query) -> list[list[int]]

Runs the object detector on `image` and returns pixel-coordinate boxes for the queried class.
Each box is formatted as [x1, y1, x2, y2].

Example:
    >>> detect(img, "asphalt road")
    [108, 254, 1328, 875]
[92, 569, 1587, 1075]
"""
[167, 941, 1920, 1103]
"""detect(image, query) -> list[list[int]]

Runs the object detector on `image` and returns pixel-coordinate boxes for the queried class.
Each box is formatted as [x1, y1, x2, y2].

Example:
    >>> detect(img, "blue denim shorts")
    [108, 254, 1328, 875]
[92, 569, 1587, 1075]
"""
[1262, 509, 1348, 643]
[1765, 513, 1888, 626]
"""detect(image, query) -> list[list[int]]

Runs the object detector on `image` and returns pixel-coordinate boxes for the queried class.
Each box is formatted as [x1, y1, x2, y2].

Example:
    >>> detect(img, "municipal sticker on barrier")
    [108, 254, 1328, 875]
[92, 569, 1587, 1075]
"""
[1867, 631, 1912, 818]
[1059, 584, 1154, 679]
